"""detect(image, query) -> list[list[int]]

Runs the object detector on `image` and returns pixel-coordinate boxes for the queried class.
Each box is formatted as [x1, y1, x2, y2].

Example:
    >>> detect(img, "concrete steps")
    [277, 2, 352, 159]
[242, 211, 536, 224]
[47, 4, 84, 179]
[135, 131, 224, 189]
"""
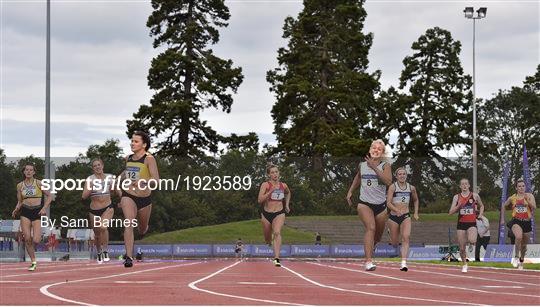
[285, 218, 539, 245]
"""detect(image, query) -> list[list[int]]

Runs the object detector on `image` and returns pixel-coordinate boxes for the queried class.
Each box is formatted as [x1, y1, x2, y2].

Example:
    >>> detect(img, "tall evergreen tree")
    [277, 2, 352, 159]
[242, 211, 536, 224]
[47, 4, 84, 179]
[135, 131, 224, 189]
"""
[127, 0, 243, 157]
[380, 27, 473, 203]
[478, 65, 540, 190]
[267, 0, 381, 163]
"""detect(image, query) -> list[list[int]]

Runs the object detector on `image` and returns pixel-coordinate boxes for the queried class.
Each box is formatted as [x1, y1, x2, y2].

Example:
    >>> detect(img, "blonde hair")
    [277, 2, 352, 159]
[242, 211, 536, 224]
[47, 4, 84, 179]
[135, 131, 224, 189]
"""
[370, 139, 388, 161]
[394, 167, 407, 177]
[266, 163, 278, 175]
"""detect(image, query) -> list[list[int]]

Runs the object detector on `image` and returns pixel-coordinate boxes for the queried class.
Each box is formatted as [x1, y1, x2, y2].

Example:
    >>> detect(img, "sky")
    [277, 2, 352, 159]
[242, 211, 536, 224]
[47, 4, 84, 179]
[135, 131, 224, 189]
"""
[1, 0, 538, 158]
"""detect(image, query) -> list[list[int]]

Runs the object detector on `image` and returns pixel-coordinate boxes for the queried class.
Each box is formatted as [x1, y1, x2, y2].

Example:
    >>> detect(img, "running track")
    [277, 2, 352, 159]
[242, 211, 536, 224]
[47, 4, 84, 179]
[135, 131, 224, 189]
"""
[1, 259, 539, 305]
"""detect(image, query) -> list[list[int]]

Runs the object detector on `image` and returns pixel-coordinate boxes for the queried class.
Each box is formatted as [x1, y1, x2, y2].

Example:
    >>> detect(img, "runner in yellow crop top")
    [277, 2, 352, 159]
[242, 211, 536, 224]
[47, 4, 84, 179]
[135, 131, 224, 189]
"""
[119, 131, 159, 268]
[503, 179, 536, 270]
[11, 164, 53, 271]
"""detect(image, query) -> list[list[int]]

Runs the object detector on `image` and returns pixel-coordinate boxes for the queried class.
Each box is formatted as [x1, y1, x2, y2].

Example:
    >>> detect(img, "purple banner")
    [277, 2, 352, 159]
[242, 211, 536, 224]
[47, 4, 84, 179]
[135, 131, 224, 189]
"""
[135, 244, 173, 256]
[290, 245, 330, 257]
[523, 145, 535, 243]
[331, 245, 363, 257]
[106, 244, 126, 256]
[375, 245, 399, 257]
[407, 247, 441, 260]
[499, 160, 511, 244]
[213, 244, 236, 256]
[213, 244, 251, 256]
[172, 244, 212, 257]
[483, 244, 513, 262]
[250, 244, 291, 257]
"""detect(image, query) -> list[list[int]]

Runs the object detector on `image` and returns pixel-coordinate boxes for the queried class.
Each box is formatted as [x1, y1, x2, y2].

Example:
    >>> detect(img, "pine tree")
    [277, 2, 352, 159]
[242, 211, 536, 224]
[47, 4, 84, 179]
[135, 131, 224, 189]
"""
[127, 0, 243, 157]
[267, 0, 380, 163]
[381, 27, 473, 203]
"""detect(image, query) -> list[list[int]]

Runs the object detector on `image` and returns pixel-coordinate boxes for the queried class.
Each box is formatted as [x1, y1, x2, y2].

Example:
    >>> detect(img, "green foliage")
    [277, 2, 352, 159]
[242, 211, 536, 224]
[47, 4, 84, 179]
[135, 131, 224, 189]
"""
[478, 65, 540, 193]
[379, 27, 473, 205]
[267, 0, 380, 159]
[142, 219, 320, 244]
[127, 0, 243, 158]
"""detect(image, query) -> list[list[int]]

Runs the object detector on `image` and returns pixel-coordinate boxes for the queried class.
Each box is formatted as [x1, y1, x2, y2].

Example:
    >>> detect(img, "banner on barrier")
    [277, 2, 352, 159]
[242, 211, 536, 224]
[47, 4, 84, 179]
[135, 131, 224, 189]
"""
[251, 244, 291, 257]
[290, 245, 330, 257]
[173, 244, 212, 257]
[483, 244, 513, 262]
[135, 244, 173, 256]
[524, 244, 540, 263]
[408, 247, 441, 260]
[375, 245, 399, 257]
[331, 245, 363, 257]
[107, 245, 127, 256]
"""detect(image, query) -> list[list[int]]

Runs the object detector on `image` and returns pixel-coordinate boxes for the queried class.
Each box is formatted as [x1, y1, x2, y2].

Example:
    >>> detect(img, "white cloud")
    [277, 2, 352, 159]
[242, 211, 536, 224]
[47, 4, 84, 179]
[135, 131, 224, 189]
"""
[1, 0, 538, 157]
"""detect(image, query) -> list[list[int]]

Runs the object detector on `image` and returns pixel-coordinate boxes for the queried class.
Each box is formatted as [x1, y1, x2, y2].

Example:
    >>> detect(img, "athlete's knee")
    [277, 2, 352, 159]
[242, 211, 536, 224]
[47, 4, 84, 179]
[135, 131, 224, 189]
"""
[515, 235, 523, 241]
[402, 234, 410, 243]
[24, 236, 33, 245]
[273, 231, 281, 238]
[365, 224, 376, 233]
[32, 237, 41, 245]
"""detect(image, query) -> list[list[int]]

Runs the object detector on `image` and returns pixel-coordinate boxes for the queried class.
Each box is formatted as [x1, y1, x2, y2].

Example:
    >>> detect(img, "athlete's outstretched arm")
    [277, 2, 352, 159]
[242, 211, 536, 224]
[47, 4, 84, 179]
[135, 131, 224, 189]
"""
[365, 157, 392, 186]
[448, 195, 459, 215]
[474, 193, 485, 217]
[346, 168, 361, 206]
[147, 156, 160, 180]
[379, 163, 393, 186]
[258, 182, 271, 204]
[284, 184, 291, 213]
[527, 193, 537, 210]
[503, 197, 512, 210]
[411, 185, 420, 220]
[386, 183, 398, 213]
[38, 180, 53, 208]
[82, 178, 91, 200]
[12, 183, 23, 218]
[38, 180, 53, 215]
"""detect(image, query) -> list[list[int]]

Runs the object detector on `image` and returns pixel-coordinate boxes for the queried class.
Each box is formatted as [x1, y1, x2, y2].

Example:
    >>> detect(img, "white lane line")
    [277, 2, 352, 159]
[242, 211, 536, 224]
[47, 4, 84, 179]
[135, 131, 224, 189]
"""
[2, 262, 155, 278]
[356, 283, 400, 287]
[40, 261, 202, 306]
[114, 281, 154, 284]
[379, 260, 540, 275]
[237, 281, 277, 285]
[311, 262, 540, 299]
[0, 262, 97, 271]
[482, 285, 524, 289]
[282, 264, 480, 306]
[347, 262, 539, 286]
[0, 280, 31, 283]
[188, 260, 305, 306]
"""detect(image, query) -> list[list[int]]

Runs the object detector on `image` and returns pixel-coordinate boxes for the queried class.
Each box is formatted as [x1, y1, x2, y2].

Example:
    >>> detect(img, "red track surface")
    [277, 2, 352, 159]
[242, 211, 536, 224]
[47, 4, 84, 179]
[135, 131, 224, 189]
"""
[1, 259, 539, 305]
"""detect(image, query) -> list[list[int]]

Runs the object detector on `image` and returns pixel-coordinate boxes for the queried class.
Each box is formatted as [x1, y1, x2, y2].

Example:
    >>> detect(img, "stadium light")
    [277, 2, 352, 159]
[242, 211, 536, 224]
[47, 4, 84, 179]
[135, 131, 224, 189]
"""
[464, 7, 487, 193]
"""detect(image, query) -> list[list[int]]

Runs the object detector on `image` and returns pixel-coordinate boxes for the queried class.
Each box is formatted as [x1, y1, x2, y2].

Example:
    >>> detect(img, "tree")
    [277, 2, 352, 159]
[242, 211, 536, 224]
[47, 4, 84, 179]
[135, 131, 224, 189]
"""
[380, 27, 473, 204]
[478, 65, 540, 192]
[267, 0, 380, 161]
[127, 0, 243, 158]
[85, 139, 124, 175]
[0, 149, 17, 219]
[220, 133, 259, 153]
